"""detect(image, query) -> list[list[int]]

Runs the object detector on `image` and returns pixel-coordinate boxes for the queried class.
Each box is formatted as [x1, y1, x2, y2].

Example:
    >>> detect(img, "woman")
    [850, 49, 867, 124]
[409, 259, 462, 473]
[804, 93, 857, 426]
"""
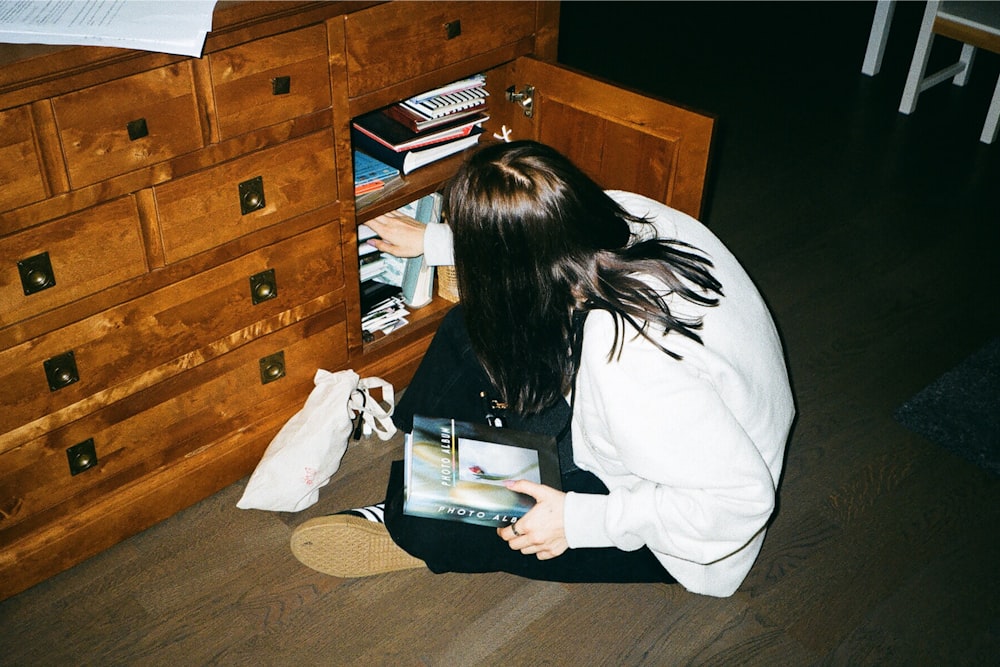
[291, 141, 794, 597]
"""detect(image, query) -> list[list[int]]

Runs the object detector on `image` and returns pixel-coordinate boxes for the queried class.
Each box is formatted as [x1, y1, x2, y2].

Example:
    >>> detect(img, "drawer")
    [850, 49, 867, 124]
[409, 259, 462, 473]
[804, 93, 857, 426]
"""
[210, 24, 332, 139]
[0, 223, 345, 443]
[0, 105, 48, 213]
[0, 304, 349, 534]
[344, 1, 536, 98]
[155, 130, 338, 263]
[0, 197, 146, 328]
[50, 62, 203, 188]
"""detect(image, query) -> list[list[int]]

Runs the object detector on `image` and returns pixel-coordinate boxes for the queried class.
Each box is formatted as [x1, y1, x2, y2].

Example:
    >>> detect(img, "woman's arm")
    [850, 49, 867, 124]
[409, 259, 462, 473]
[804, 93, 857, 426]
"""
[366, 210, 455, 265]
[563, 313, 777, 564]
[364, 211, 426, 257]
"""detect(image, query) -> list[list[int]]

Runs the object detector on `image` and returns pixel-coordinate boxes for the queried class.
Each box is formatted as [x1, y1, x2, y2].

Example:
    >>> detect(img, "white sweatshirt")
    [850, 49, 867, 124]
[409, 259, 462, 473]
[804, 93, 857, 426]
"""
[423, 191, 794, 597]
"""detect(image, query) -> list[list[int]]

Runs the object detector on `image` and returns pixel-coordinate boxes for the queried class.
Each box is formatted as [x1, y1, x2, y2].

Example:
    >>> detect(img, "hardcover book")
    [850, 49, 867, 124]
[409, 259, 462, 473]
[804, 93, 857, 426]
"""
[403, 415, 561, 528]
[385, 104, 488, 133]
[353, 149, 400, 187]
[352, 126, 484, 175]
[352, 109, 488, 152]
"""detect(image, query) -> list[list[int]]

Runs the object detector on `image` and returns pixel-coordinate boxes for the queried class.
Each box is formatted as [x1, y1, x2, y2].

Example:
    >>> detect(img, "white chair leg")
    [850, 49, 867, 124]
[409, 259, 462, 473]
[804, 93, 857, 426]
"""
[863, 0, 896, 76]
[900, 1, 941, 114]
[953, 44, 976, 86]
[980, 75, 1000, 144]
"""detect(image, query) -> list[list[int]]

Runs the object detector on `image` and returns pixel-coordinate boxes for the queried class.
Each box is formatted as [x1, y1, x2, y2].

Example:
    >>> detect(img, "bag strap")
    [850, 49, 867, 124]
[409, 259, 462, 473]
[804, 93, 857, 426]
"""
[349, 377, 397, 440]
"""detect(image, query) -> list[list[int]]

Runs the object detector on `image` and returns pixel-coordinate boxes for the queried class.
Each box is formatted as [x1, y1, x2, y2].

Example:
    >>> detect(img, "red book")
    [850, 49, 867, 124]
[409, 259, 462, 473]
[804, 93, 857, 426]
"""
[384, 104, 488, 133]
[354, 180, 384, 195]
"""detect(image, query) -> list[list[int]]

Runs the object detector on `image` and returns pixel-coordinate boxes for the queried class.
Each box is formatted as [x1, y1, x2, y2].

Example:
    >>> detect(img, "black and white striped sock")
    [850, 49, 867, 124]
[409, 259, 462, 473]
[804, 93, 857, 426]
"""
[337, 502, 385, 523]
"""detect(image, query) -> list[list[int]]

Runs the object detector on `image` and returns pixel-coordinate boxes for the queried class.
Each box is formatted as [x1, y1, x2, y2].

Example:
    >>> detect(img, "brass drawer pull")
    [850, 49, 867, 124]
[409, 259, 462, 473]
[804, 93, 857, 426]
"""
[250, 268, 278, 305]
[17, 251, 56, 295]
[444, 19, 461, 39]
[44, 350, 79, 391]
[271, 76, 291, 95]
[239, 176, 266, 215]
[259, 351, 285, 384]
[126, 117, 149, 141]
[67, 438, 98, 476]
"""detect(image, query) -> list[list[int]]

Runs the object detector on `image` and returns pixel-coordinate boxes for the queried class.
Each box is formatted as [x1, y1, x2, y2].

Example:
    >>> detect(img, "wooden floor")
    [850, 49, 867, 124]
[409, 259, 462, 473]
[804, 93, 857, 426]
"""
[2, 3, 998, 664]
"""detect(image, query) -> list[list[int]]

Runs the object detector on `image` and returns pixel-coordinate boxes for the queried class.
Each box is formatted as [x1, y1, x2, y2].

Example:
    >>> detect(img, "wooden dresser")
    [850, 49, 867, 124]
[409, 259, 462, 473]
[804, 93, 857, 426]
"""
[0, 1, 714, 600]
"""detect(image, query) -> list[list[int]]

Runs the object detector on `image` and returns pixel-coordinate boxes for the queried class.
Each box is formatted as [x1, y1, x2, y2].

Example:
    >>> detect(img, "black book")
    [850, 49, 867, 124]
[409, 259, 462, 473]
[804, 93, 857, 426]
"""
[360, 279, 402, 314]
[351, 125, 484, 175]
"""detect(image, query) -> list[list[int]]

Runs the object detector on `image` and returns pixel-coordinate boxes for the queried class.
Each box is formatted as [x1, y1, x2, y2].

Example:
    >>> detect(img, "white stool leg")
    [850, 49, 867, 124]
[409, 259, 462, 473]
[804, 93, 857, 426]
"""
[863, 0, 896, 76]
[953, 44, 976, 86]
[980, 75, 1000, 144]
[900, 0, 941, 114]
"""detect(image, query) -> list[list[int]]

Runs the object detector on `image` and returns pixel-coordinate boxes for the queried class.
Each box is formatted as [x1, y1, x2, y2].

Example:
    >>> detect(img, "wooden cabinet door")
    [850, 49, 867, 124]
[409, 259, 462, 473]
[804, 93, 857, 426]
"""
[488, 57, 715, 219]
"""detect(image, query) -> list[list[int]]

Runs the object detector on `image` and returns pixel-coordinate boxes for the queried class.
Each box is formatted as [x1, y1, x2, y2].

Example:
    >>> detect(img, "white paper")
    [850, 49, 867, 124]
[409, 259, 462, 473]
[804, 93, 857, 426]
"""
[0, 0, 217, 57]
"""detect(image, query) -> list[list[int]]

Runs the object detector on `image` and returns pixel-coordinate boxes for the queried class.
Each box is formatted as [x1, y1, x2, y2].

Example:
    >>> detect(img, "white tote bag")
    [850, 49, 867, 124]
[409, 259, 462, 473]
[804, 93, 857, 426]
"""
[237, 369, 395, 512]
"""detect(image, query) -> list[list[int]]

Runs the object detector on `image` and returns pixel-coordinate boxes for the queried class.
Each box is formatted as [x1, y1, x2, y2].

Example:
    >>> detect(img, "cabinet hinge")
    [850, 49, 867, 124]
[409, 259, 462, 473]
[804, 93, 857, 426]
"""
[506, 84, 534, 118]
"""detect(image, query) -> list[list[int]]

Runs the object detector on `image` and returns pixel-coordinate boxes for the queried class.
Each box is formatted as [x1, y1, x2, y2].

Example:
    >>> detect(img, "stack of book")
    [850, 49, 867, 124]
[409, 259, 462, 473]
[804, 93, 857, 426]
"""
[357, 192, 444, 340]
[353, 150, 404, 207]
[358, 223, 401, 319]
[351, 74, 489, 176]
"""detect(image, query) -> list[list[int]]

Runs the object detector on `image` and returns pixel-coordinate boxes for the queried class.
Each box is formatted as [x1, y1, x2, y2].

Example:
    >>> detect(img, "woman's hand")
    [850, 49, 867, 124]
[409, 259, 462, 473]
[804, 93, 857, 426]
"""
[498, 481, 569, 560]
[365, 210, 427, 258]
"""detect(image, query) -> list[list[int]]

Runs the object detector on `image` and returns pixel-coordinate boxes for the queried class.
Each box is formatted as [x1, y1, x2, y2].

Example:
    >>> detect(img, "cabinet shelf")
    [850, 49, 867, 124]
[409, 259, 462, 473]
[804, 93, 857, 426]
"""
[351, 98, 496, 350]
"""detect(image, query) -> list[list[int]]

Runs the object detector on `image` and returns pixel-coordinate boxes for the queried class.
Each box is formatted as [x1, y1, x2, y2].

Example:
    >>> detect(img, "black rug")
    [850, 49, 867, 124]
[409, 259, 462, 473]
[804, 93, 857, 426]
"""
[894, 337, 1000, 476]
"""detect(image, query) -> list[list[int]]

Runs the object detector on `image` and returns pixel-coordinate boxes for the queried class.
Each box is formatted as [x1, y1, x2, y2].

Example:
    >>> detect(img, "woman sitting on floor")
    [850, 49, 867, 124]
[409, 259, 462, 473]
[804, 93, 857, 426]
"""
[290, 140, 795, 598]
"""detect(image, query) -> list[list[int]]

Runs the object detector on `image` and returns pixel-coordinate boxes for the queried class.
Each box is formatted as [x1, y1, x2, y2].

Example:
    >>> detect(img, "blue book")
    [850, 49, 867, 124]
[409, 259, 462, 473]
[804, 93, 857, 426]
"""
[353, 150, 400, 186]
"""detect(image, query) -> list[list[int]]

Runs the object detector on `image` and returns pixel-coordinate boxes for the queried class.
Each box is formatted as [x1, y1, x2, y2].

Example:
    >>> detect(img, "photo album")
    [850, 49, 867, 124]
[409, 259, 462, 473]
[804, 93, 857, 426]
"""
[403, 415, 561, 528]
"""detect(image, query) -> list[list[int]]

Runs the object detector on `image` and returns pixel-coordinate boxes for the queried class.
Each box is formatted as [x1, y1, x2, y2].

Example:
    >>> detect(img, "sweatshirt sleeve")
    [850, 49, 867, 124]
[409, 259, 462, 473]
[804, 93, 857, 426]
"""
[562, 313, 777, 566]
[423, 222, 455, 266]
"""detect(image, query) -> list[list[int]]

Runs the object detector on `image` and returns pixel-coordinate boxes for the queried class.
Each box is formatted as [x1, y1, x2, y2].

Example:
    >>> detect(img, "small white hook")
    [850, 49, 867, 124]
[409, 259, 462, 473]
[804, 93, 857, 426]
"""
[492, 124, 513, 143]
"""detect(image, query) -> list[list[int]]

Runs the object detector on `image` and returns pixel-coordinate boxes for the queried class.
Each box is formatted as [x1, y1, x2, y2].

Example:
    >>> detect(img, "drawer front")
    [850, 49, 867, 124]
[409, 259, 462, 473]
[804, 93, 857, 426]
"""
[50, 62, 203, 188]
[0, 105, 48, 213]
[0, 304, 349, 534]
[345, 1, 536, 97]
[0, 223, 345, 442]
[155, 130, 338, 263]
[210, 24, 332, 139]
[0, 197, 146, 327]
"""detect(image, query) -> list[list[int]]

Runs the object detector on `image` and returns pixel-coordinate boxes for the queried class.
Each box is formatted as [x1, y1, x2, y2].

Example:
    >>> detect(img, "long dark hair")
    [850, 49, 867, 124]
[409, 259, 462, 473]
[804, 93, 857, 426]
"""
[443, 140, 722, 414]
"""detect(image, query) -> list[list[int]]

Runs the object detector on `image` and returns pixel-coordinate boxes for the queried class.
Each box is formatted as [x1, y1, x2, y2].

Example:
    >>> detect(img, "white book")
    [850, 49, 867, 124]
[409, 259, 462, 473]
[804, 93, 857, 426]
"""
[396, 132, 483, 175]
[408, 74, 486, 103]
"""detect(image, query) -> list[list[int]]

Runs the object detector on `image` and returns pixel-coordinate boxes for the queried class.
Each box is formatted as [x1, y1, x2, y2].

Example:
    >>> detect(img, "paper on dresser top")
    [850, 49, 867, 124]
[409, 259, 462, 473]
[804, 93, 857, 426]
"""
[0, 0, 217, 58]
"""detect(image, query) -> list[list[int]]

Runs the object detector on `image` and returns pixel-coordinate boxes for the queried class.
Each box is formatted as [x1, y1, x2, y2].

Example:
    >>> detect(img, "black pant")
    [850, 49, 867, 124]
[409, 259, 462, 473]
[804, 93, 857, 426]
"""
[385, 307, 675, 584]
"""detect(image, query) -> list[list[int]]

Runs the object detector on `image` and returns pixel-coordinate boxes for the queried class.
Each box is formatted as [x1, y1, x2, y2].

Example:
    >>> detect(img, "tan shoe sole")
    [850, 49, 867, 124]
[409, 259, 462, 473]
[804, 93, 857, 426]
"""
[290, 514, 425, 577]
